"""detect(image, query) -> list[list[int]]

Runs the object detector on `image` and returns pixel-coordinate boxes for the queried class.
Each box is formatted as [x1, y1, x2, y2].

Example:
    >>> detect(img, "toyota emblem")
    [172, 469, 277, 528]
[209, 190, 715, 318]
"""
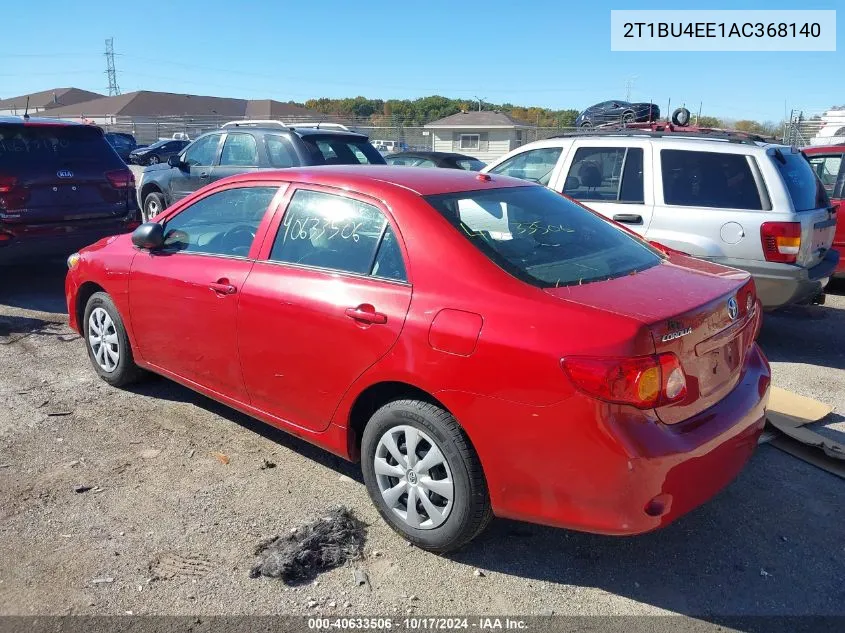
[727, 297, 738, 320]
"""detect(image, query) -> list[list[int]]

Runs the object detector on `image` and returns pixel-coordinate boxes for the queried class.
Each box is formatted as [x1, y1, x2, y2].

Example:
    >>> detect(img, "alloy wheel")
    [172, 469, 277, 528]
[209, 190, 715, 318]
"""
[374, 425, 454, 530]
[88, 307, 120, 372]
[145, 198, 160, 220]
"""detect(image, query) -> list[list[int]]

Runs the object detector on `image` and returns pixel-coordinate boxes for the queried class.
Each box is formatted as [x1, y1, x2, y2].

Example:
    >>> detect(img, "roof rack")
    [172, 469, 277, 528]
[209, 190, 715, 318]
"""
[549, 123, 778, 146]
[220, 119, 349, 131]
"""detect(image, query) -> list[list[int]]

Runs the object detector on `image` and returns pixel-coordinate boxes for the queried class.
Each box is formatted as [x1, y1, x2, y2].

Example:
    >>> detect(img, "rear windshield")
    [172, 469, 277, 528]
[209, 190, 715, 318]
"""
[0, 125, 121, 170]
[301, 135, 386, 165]
[425, 186, 662, 288]
[773, 150, 830, 211]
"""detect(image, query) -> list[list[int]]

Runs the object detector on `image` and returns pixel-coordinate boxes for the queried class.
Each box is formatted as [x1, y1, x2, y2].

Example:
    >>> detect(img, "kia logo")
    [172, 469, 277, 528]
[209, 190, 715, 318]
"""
[57, 169, 73, 179]
[727, 297, 738, 321]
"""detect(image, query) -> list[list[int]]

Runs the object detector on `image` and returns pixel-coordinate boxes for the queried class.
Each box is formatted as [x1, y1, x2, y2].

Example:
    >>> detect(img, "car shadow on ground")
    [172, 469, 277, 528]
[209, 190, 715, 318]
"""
[757, 302, 845, 371]
[126, 377, 363, 483]
[0, 261, 69, 314]
[449, 447, 844, 621]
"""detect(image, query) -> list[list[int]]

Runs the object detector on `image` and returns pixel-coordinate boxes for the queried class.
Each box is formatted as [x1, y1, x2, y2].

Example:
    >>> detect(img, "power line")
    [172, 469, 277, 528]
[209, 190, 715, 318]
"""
[105, 38, 120, 96]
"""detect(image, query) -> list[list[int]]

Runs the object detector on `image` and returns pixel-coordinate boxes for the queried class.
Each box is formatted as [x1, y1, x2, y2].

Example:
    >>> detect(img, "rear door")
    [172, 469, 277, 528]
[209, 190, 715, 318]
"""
[169, 133, 223, 202]
[237, 186, 412, 432]
[552, 140, 653, 236]
[0, 123, 133, 224]
[650, 147, 770, 259]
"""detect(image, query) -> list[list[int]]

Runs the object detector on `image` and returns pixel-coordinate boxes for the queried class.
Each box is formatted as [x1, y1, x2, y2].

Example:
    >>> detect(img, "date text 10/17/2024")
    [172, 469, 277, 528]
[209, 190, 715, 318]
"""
[307, 617, 529, 630]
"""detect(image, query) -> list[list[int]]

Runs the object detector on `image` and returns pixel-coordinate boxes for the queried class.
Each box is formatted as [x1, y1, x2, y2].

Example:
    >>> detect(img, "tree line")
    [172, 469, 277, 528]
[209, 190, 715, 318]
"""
[297, 95, 782, 133]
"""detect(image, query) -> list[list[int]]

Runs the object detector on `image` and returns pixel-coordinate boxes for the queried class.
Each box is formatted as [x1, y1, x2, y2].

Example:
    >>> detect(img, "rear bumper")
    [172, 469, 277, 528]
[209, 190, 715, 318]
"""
[713, 250, 839, 308]
[0, 217, 138, 265]
[438, 344, 771, 535]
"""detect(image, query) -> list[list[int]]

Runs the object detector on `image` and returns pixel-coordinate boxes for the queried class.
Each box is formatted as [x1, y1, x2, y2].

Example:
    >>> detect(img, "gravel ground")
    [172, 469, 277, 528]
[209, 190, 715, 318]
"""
[0, 263, 843, 620]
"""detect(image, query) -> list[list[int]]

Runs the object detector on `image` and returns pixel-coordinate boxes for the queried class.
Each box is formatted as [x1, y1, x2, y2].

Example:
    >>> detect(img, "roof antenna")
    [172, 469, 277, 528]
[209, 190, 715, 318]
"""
[23, 96, 30, 121]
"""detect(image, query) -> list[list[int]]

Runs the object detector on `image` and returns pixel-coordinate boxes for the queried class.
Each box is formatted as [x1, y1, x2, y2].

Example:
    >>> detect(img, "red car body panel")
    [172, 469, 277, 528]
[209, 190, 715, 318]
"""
[803, 144, 845, 276]
[66, 166, 770, 536]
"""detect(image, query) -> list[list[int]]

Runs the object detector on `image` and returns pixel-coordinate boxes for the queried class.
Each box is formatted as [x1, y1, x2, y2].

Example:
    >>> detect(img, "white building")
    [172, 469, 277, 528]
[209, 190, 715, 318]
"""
[424, 111, 535, 163]
[810, 107, 845, 145]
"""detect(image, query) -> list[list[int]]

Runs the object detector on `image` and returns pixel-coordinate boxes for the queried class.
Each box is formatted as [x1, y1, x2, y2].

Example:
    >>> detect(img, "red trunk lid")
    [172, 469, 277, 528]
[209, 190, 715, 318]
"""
[545, 255, 758, 423]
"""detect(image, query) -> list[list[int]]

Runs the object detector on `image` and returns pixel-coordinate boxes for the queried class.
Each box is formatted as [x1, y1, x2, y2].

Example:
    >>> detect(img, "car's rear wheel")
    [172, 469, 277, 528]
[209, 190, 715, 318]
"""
[83, 292, 142, 387]
[622, 111, 635, 124]
[142, 192, 166, 222]
[580, 121, 593, 129]
[147, 154, 160, 165]
[361, 399, 492, 552]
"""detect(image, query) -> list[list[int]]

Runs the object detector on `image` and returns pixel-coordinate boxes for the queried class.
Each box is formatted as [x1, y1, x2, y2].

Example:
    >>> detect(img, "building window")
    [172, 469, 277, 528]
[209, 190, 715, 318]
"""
[459, 134, 480, 150]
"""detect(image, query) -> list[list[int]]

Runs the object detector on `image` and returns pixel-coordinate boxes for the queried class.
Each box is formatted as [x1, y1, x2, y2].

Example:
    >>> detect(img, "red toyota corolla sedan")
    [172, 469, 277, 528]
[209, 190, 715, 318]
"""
[66, 166, 771, 552]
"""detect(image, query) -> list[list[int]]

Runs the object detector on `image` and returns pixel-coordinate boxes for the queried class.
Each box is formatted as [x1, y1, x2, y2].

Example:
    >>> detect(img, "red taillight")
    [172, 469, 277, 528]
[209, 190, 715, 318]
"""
[0, 175, 18, 193]
[761, 222, 800, 264]
[561, 352, 687, 409]
[105, 169, 134, 189]
[0, 231, 13, 246]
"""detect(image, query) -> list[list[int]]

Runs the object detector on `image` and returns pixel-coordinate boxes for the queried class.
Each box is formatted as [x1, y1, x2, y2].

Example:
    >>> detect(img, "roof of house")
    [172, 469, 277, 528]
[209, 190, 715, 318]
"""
[0, 88, 105, 112]
[35, 90, 323, 120]
[425, 111, 534, 129]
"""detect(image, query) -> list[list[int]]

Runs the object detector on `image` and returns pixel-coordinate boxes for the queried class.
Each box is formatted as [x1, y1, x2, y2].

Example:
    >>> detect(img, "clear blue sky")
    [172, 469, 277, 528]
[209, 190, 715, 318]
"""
[1, 0, 840, 122]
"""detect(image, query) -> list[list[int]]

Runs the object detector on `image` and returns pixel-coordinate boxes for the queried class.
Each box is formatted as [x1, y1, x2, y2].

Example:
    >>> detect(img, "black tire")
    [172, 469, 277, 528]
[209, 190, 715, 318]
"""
[580, 121, 593, 129]
[82, 292, 143, 387]
[361, 399, 492, 553]
[147, 154, 160, 165]
[142, 191, 166, 222]
[622, 111, 635, 124]
[671, 107, 691, 127]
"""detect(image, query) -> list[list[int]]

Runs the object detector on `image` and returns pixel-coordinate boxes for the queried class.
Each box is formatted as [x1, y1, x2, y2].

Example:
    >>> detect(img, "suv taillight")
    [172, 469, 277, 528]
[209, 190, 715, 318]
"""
[0, 175, 29, 210]
[105, 169, 134, 189]
[561, 353, 687, 409]
[761, 222, 800, 264]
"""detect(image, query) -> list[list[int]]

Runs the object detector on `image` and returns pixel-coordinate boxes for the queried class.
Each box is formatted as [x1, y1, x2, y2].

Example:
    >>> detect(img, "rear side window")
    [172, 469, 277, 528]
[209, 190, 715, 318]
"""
[266, 135, 299, 168]
[301, 136, 385, 165]
[425, 186, 661, 288]
[0, 125, 123, 170]
[774, 151, 830, 211]
[661, 150, 763, 210]
[269, 189, 404, 279]
[456, 159, 485, 171]
[220, 133, 258, 166]
[564, 147, 644, 203]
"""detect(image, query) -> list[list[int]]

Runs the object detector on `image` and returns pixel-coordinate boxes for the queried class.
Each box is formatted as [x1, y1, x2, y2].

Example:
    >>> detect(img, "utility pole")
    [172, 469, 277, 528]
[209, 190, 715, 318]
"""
[105, 38, 121, 96]
[474, 96, 485, 112]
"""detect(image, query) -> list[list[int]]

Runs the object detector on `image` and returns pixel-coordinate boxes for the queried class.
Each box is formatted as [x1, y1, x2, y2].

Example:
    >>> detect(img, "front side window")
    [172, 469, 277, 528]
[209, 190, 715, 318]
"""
[220, 133, 259, 167]
[183, 134, 221, 167]
[456, 158, 485, 171]
[661, 149, 763, 210]
[425, 185, 661, 288]
[807, 154, 842, 193]
[269, 189, 404, 279]
[563, 147, 644, 203]
[489, 147, 562, 186]
[460, 134, 480, 150]
[162, 187, 277, 257]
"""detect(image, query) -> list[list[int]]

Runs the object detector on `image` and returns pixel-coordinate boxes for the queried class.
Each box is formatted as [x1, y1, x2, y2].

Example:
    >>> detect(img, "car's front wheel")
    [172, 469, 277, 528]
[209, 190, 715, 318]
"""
[83, 292, 142, 387]
[147, 154, 160, 165]
[361, 399, 492, 552]
[142, 192, 166, 222]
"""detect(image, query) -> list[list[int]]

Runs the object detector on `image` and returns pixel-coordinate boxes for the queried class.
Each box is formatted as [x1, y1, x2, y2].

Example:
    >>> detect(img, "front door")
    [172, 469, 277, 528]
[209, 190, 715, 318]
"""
[553, 142, 653, 237]
[170, 133, 223, 203]
[128, 185, 280, 400]
[238, 187, 412, 432]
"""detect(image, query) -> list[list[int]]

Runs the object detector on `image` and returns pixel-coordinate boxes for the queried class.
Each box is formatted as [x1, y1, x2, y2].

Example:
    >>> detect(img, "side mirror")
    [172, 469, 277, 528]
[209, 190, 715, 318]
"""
[167, 154, 184, 168]
[132, 222, 165, 250]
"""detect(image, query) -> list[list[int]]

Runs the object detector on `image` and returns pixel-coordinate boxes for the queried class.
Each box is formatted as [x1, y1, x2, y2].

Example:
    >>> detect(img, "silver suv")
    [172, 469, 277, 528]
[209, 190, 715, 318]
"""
[483, 130, 839, 309]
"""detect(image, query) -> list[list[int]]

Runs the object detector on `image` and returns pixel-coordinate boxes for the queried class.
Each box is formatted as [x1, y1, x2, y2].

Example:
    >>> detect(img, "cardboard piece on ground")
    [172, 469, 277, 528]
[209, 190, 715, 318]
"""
[767, 386, 832, 422]
[769, 435, 845, 479]
[767, 413, 845, 461]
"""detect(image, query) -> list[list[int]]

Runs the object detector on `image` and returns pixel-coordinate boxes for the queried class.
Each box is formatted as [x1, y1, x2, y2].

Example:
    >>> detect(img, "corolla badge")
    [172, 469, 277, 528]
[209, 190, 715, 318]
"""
[57, 169, 73, 179]
[661, 327, 693, 342]
[727, 297, 739, 321]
